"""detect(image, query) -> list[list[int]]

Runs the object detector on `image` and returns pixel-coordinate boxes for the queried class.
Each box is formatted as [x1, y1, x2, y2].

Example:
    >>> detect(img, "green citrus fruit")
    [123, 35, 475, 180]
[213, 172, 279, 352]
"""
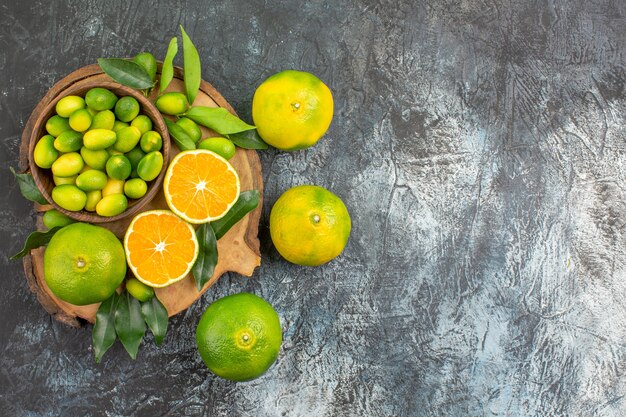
[69, 108, 92, 132]
[96, 194, 128, 217]
[44, 223, 126, 305]
[53, 175, 77, 186]
[51, 184, 87, 211]
[115, 96, 140, 122]
[106, 155, 132, 180]
[125, 277, 154, 302]
[133, 52, 157, 83]
[80, 147, 109, 171]
[53, 130, 83, 153]
[33, 135, 59, 168]
[139, 130, 162, 153]
[75, 169, 108, 191]
[83, 129, 117, 150]
[252, 70, 333, 151]
[130, 115, 153, 135]
[51, 152, 84, 177]
[196, 293, 282, 381]
[45, 115, 71, 137]
[197, 137, 236, 160]
[56, 95, 86, 118]
[136, 151, 163, 181]
[90, 110, 116, 130]
[269, 185, 350, 266]
[155, 92, 188, 115]
[84, 190, 102, 212]
[175, 117, 202, 143]
[124, 178, 147, 199]
[101, 178, 125, 196]
[42, 209, 75, 229]
[113, 126, 142, 153]
[85, 88, 118, 111]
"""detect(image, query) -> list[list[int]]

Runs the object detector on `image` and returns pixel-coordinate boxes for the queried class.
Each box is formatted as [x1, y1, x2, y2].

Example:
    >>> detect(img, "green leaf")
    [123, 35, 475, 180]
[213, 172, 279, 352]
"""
[226, 130, 269, 150]
[92, 292, 119, 363]
[98, 58, 153, 90]
[10, 226, 62, 260]
[114, 291, 146, 359]
[165, 119, 196, 151]
[211, 190, 260, 240]
[192, 223, 218, 291]
[185, 106, 255, 135]
[11, 167, 47, 204]
[180, 26, 201, 105]
[141, 296, 168, 346]
[160, 37, 178, 93]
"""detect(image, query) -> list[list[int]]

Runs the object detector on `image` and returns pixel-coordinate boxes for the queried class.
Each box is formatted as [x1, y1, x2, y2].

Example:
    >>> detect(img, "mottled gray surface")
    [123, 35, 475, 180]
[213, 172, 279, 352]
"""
[1, 0, 624, 416]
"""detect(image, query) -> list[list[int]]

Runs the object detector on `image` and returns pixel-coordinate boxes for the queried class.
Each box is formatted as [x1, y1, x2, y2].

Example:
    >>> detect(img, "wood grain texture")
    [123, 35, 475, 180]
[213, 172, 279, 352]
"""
[0, 0, 624, 416]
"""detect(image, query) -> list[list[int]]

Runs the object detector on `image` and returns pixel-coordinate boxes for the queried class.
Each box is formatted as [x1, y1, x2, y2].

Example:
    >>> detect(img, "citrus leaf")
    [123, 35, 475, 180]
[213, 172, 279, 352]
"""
[185, 106, 255, 135]
[114, 291, 146, 359]
[165, 119, 196, 151]
[226, 130, 269, 150]
[192, 223, 218, 292]
[180, 26, 201, 105]
[160, 37, 178, 93]
[211, 190, 260, 240]
[10, 226, 62, 260]
[11, 167, 47, 204]
[93, 292, 119, 363]
[141, 296, 168, 346]
[98, 58, 153, 90]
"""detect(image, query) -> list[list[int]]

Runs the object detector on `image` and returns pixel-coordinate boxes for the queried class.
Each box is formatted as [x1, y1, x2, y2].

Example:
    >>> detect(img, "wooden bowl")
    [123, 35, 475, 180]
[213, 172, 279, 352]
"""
[28, 79, 170, 223]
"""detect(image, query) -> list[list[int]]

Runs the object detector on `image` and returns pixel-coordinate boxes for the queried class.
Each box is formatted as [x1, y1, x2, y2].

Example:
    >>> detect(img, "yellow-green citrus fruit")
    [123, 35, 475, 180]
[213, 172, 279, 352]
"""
[44, 223, 126, 306]
[69, 108, 92, 132]
[125, 146, 145, 171]
[113, 126, 141, 153]
[130, 115, 153, 135]
[114, 96, 140, 122]
[198, 137, 236, 160]
[112, 120, 129, 132]
[83, 129, 117, 150]
[33, 135, 59, 169]
[175, 117, 202, 143]
[106, 155, 132, 180]
[84, 190, 102, 212]
[133, 52, 157, 82]
[85, 87, 118, 111]
[101, 178, 125, 196]
[86, 107, 99, 116]
[56, 95, 86, 118]
[96, 194, 128, 217]
[42, 209, 75, 229]
[52, 184, 87, 211]
[53, 130, 83, 153]
[53, 175, 77, 186]
[155, 92, 188, 115]
[252, 70, 333, 150]
[124, 178, 147, 199]
[137, 151, 163, 181]
[90, 110, 116, 130]
[269, 185, 351, 266]
[51, 152, 84, 177]
[75, 169, 108, 192]
[139, 130, 162, 153]
[125, 277, 154, 302]
[45, 115, 71, 137]
[196, 293, 282, 382]
[80, 147, 109, 171]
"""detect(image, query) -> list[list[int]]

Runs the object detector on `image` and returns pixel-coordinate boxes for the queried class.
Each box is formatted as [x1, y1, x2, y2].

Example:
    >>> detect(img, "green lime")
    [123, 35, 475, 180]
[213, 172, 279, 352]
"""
[86, 107, 99, 116]
[53, 175, 77, 186]
[106, 155, 132, 180]
[113, 126, 141, 153]
[196, 293, 282, 381]
[51, 152, 84, 177]
[44, 223, 126, 305]
[155, 92, 188, 115]
[45, 115, 71, 137]
[139, 130, 162, 153]
[54, 130, 83, 153]
[80, 147, 109, 170]
[84, 190, 102, 212]
[69, 108, 92, 132]
[112, 120, 129, 132]
[124, 178, 147, 199]
[125, 146, 145, 169]
[75, 169, 107, 191]
[33, 135, 59, 169]
[175, 117, 202, 143]
[133, 52, 157, 83]
[90, 110, 116, 130]
[130, 115, 153, 135]
[136, 151, 163, 181]
[85, 87, 118, 111]
[96, 194, 128, 217]
[125, 277, 154, 302]
[115, 96, 140, 122]
[42, 209, 75, 229]
[56, 95, 85, 118]
[101, 178, 125, 197]
[198, 137, 236, 160]
[83, 129, 117, 150]
[51, 184, 87, 211]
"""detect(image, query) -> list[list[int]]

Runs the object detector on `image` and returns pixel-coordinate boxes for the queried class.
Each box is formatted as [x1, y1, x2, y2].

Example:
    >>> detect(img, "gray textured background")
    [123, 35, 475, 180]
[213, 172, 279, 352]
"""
[1, 0, 625, 416]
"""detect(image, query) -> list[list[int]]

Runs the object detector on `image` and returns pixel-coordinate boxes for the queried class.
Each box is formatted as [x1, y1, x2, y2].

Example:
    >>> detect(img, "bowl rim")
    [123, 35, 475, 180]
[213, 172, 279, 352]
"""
[28, 79, 170, 223]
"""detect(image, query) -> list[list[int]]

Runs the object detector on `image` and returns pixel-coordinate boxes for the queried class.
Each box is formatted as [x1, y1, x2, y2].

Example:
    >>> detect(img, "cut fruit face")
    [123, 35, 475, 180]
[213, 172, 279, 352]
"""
[164, 149, 240, 224]
[124, 210, 199, 288]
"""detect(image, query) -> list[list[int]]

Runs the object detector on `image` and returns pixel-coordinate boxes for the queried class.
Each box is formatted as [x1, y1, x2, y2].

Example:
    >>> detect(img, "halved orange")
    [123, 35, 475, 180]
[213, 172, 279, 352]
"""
[124, 210, 199, 288]
[163, 149, 240, 224]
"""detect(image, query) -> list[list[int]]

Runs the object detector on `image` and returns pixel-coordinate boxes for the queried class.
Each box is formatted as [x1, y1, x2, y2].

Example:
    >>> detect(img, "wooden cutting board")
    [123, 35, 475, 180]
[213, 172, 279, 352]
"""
[18, 64, 263, 327]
